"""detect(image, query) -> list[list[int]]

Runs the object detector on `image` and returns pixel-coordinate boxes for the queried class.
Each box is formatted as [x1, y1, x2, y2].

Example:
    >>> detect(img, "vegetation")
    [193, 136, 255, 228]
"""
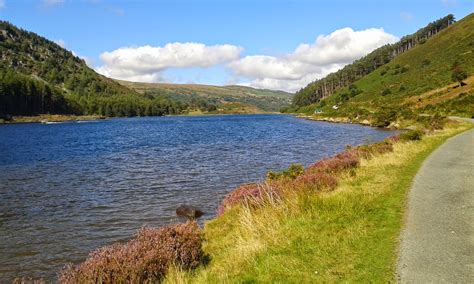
[59, 222, 204, 283]
[0, 21, 289, 120]
[292, 13, 474, 124]
[292, 14, 455, 107]
[117, 81, 293, 114]
[162, 120, 471, 283]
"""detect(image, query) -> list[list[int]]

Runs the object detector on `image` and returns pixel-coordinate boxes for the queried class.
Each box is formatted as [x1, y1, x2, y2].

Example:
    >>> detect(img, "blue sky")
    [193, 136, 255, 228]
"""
[0, 0, 472, 91]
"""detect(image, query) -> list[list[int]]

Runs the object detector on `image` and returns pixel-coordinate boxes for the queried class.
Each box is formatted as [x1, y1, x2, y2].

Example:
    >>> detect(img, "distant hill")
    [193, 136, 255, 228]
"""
[291, 14, 456, 108]
[292, 13, 474, 125]
[116, 81, 293, 113]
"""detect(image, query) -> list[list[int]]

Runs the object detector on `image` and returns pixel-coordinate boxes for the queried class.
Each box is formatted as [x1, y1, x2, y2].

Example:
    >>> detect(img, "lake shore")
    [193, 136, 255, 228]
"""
[162, 119, 472, 283]
[1, 114, 106, 124]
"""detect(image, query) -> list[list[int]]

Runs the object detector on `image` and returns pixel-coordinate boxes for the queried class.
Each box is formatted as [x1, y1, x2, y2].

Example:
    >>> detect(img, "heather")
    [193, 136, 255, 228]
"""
[164, 120, 472, 283]
[59, 221, 203, 283]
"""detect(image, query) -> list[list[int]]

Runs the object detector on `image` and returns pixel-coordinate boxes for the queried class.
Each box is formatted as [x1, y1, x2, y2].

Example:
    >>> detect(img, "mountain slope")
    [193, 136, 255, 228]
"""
[291, 14, 456, 108]
[116, 81, 293, 113]
[0, 21, 187, 118]
[298, 13, 474, 125]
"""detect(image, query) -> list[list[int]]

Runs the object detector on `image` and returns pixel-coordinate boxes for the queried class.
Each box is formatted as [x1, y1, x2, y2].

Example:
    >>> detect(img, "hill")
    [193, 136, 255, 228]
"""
[292, 13, 474, 126]
[291, 14, 456, 108]
[0, 21, 189, 118]
[116, 81, 293, 113]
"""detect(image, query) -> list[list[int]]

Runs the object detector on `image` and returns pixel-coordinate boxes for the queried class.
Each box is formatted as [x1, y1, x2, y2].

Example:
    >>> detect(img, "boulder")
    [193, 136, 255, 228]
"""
[176, 205, 204, 220]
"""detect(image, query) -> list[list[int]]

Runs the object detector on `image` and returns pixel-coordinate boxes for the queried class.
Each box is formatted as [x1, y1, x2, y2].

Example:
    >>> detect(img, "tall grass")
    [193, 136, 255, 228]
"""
[164, 120, 471, 283]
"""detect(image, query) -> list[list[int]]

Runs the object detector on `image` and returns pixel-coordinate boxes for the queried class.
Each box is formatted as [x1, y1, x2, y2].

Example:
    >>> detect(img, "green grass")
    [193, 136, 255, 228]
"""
[164, 121, 472, 283]
[116, 80, 293, 113]
[301, 13, 474, 121]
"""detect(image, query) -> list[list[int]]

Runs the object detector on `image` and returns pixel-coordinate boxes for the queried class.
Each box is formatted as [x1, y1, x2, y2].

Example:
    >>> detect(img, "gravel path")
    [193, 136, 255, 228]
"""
[397, 119, 474, 283]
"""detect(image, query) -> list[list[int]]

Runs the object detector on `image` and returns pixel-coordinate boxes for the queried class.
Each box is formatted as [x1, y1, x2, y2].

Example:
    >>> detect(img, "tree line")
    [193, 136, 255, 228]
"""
[291, 14, 456, 108]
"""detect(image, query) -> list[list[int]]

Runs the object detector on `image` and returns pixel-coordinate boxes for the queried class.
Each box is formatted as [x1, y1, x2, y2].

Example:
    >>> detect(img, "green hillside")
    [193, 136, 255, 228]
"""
[116, 81, 293, 113]
[291, 14, 456, 108]
[294, 13, 474, 126]
[0, 21, 189, 118]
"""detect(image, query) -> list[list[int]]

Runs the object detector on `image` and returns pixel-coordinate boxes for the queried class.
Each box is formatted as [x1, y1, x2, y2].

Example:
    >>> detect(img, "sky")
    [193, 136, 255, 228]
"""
[0, 0, 472, 92]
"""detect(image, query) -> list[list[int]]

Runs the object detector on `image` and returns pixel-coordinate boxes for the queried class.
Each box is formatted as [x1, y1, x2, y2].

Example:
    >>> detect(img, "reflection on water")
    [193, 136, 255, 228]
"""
[0, 114, 394, 281]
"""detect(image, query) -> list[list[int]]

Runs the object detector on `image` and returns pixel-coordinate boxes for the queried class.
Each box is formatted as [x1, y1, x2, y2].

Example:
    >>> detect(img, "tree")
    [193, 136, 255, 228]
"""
[451, 66, 467, 87]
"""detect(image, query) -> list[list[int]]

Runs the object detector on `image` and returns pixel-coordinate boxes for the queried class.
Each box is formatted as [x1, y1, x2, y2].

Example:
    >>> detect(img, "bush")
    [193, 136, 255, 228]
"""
[400, 130, 423, 141]
[59, 222, 203, 283]
[308, 151, 359, 174]
[381, 88, 392, 96]
[217, 183, 281, 215]
[294, 172, 338, 192]
[267, 164, 304, 180]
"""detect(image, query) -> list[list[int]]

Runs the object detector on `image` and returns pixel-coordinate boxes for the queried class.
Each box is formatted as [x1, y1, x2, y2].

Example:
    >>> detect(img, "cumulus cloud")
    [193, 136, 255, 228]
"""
[228, 27, 398, 92]
[97, 42, 243, 82]
[97, 27, 397, 92]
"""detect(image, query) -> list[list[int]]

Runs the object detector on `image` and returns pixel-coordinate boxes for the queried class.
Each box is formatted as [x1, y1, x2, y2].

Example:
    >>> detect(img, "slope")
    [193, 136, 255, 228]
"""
[116, 81, 293, 113]
[0, 21, 186, 118]
[299, 13, 474, 126]
[291, 14, 456, 107]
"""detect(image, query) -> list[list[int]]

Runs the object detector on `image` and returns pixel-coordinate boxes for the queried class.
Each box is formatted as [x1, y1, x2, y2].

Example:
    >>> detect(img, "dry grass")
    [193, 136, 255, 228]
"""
[164, 121, 471, 283]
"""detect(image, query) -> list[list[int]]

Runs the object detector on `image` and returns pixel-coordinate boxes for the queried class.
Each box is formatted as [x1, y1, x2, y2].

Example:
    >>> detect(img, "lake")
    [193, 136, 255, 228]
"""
[0, 114, 394, 281]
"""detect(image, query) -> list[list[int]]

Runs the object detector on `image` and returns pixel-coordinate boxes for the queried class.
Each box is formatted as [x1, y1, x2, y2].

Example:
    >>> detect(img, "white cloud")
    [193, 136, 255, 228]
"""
[0, 0, 5, 9]
[228, 27, 398, 92]
[53, 39, 66, 48]
[96, 27, 397, 92]
[400, 11, 414, 22]
[42, 0, 64, 7]
[97, 43, 243, 82]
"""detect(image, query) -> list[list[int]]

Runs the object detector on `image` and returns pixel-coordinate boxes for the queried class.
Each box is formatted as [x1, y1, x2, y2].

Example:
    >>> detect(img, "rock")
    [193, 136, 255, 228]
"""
[361, 119, 370, 125]
[176, 205, 204, 220]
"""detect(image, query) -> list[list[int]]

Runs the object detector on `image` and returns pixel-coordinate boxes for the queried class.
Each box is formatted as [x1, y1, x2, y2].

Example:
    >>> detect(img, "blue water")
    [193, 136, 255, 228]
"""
[0, 114, 394, 281]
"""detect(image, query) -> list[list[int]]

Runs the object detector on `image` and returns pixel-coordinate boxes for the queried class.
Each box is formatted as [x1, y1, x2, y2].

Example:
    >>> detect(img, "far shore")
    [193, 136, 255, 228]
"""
[0, 114, 106, 124]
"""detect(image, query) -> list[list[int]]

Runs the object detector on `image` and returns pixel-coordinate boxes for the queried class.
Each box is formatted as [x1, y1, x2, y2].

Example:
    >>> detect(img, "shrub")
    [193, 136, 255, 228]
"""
[294, 172, 338, 192]
[381, 88, 392, 96]
[59, 222, 203, 283]
[421, 59, 431, 66]
[400, 130, 423, 141]
[217, 183, 281, 215]
[399, 84, 406, 92]
[267, 164, 304, 180]
[308, 151, 359, 174]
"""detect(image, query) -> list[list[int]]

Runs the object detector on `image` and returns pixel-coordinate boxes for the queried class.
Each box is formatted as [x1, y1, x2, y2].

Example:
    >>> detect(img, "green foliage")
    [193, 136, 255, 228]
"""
[381, 88, 392, 96]
[451, 65, 468, 86]
[0, 21, 192, 117]
[292, 14, 456, 108]
[294, 14, 474, 123]
[400, 130, 423, 141]
[267, 164, 304, 180]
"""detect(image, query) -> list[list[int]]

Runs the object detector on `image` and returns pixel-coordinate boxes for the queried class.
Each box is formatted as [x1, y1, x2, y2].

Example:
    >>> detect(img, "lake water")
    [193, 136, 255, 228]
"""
[0, 114, 394, 281]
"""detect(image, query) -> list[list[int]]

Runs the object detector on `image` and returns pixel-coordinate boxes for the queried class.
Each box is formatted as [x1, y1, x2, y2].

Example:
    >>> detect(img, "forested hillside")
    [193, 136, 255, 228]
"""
[291, 14, 456, 108]
[0, 21, 191, 118]
[297, 13, 474, 126]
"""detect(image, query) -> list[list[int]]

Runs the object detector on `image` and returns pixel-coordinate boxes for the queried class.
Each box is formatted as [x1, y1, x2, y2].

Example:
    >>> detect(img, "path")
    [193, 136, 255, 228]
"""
[397, 119, 474, 283]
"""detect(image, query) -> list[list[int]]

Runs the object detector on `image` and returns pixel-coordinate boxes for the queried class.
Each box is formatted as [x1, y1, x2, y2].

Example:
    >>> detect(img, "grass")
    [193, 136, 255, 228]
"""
[164, 120, 472, 283]
[116, 80, 293, 113]
[300, 13, 474, 121]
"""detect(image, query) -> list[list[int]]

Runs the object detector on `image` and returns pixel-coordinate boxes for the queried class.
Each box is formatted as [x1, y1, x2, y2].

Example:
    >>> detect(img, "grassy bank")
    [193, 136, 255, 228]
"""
[165, 120, 472, 283]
